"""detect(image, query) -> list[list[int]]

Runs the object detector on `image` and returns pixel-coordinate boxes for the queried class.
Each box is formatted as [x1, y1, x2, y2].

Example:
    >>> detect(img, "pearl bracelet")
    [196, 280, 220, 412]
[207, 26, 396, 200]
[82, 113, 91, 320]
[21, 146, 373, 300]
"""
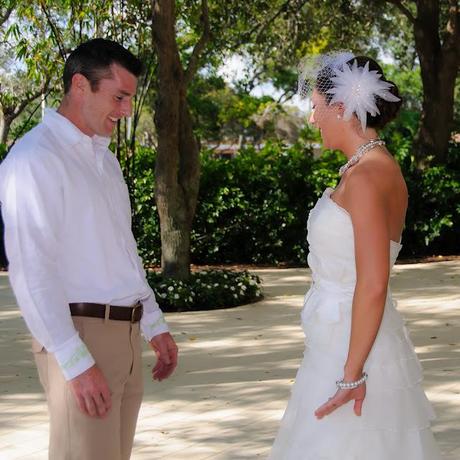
[336, 372, 368, 390]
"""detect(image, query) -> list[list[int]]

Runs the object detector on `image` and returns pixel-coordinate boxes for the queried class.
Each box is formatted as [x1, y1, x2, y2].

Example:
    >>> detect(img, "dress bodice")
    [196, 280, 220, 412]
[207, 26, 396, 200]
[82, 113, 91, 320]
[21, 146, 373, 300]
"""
[302, 188, 402, 324]
[307, 187, 402, 286]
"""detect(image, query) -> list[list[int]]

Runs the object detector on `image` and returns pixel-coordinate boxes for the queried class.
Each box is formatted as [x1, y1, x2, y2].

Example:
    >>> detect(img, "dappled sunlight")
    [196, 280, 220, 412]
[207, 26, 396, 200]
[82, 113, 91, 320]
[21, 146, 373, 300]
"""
[0, 262, 458, 459]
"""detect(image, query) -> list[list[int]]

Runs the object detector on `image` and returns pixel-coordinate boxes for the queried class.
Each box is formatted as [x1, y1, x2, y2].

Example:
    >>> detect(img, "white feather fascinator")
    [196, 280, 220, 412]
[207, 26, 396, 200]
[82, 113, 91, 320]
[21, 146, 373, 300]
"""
[298, 52, 401, 131]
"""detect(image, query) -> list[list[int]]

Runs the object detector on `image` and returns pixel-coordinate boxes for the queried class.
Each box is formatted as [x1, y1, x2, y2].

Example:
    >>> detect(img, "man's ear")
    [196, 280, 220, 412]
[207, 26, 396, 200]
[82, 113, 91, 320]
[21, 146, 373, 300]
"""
[71, 73, 89, 95]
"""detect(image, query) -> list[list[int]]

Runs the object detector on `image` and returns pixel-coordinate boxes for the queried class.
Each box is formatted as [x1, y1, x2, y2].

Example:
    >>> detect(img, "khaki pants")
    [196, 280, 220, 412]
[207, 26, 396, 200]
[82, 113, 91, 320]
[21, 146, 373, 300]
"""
[33, 316, 143, 460]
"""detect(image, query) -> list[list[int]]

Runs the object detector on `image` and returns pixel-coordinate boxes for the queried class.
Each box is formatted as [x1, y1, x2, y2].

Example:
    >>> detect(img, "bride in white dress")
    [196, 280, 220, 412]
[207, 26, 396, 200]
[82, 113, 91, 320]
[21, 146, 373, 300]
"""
[268, 54, 442, 459]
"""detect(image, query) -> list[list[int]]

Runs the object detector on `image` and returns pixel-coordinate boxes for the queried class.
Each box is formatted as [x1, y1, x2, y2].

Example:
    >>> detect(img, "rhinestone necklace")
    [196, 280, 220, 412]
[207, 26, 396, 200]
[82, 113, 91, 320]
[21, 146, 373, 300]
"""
[339, 139, 386, 176]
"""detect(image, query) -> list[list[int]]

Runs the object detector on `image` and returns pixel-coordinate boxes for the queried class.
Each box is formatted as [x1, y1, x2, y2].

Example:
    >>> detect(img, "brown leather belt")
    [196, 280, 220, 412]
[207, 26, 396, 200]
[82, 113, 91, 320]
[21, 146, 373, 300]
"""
[69, 302, 143, 323]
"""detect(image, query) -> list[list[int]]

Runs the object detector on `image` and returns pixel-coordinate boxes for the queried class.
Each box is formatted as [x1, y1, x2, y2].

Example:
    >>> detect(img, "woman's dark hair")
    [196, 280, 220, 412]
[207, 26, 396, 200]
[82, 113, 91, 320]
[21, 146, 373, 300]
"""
[316, 55, 402, 129]
[63, 38, 143, 94]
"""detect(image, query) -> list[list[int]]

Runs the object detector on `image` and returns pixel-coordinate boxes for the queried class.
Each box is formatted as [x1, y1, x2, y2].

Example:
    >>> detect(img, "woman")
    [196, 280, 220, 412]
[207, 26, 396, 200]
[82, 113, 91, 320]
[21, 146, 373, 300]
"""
[268, 53, 442, 459]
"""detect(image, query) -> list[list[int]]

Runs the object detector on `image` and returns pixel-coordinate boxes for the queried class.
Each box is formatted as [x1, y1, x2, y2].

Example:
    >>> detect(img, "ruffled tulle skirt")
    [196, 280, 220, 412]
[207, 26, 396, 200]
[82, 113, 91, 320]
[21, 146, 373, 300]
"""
[268, 285, 442, 460]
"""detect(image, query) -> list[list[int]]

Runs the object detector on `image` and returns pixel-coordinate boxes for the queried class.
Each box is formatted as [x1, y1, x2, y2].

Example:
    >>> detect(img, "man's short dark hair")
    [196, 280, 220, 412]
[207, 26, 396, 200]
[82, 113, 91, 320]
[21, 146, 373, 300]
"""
[63, 38, 143, 94]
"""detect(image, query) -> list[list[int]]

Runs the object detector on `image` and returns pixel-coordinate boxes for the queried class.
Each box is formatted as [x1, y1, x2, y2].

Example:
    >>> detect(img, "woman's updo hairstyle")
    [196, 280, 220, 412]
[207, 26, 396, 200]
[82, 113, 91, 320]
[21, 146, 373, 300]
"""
[315, 56, 402, 129]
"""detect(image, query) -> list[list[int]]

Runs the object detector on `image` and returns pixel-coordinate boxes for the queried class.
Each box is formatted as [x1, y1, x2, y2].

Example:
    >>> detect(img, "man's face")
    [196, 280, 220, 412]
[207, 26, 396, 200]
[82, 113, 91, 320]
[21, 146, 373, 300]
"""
[79, 63, 138, 137]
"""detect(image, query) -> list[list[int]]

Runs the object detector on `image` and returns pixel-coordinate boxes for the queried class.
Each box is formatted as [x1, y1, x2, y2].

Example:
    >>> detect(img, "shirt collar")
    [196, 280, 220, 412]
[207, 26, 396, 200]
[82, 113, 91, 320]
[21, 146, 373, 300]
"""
[43, 108, 111, 150]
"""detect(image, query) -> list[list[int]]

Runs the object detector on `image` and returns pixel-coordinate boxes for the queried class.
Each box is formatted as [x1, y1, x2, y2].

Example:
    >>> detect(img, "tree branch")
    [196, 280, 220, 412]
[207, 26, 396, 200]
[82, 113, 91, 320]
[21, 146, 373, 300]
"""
[254, 0, 307, 44]
[131, 59, 156, 150]
[184, 0, 210, 86]
[234, 0, 307, 50]
[248, 0, 290, 42]
[12, 80, 49, 118]
[384, 0, 416, 24]
[243, 65, 268, 92]
[443, 0, 459, 46]
[39, 0, 67, 61]
[277, 88, 294, 104]
[446, 0, 460, 37]
[7, 84, 53, 153]
[0, 3, 15, 27]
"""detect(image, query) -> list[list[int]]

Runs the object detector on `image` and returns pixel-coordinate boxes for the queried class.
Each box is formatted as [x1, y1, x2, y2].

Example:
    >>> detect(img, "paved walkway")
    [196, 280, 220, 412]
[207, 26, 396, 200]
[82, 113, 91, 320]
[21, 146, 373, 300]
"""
[0, 261, 459, 459]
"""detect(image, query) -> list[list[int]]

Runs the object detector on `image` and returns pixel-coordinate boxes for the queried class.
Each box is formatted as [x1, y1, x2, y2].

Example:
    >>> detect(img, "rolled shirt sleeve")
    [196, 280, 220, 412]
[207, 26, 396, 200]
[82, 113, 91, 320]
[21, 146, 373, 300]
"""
[0, 151, 95, 380]
[140, 289, 169, 341]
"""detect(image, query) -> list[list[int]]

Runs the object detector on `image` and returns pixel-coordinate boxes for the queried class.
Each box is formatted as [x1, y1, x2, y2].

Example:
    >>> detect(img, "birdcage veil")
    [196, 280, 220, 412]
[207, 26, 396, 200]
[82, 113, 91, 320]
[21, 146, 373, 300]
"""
[297, 51, 355, 99]
[297, 51, 400, 132]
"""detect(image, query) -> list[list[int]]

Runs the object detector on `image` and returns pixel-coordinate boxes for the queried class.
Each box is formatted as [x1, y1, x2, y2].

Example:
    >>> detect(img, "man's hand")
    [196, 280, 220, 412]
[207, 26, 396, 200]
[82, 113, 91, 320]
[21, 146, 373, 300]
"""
[69, 365, 112, 418]
[149, 332, 178, 381]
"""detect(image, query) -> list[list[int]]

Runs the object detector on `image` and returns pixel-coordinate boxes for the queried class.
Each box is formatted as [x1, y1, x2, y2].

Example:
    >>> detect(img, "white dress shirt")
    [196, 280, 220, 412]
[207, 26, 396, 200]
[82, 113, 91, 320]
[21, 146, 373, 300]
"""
[0, 109, 168, 380]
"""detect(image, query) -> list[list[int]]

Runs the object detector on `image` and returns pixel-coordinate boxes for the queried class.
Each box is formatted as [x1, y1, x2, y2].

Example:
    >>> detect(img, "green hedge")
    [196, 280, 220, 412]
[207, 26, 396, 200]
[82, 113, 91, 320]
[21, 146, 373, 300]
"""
[147, 269, 262, 312]
[2, 132, 458, 271]
[191, 144, 341, 264]
[131, 140, 459, 266]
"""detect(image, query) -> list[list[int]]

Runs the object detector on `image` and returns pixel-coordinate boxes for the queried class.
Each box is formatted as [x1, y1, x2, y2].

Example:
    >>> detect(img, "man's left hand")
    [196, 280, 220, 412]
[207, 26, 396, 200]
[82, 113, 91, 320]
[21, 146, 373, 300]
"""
[149, 332, 178, 381]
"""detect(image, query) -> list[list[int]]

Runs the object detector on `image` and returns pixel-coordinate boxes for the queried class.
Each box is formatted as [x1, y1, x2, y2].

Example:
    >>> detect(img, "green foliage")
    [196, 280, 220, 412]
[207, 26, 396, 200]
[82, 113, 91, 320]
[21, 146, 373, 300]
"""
[382, 65, 423, 112]
[146, 269, 262, 312]
[0, 144, 7, 162]
[123, 145, 161, 266]
[192, 143, 343, 265]
[187, 72, 277, 142]
[0, 0, 153, 145]
[382, 117, 460, 255]
[131, 139, 459, 266]
[400, 145, 460, 256]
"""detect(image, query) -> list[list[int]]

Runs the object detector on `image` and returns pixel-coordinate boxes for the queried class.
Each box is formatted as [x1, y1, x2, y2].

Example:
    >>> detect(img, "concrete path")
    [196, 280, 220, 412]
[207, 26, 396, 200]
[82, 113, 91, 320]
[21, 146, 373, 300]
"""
[0, 261, 459, 459]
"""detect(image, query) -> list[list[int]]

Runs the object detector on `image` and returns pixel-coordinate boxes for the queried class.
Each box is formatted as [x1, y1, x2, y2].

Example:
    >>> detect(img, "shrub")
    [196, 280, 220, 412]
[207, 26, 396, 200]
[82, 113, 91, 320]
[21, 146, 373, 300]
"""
[130, 147, 161, 266]
[0, 144, 7, 162]
[130, 139, 459, 266]
[147, 269, 263, 312]
[384, 117, 460, 257]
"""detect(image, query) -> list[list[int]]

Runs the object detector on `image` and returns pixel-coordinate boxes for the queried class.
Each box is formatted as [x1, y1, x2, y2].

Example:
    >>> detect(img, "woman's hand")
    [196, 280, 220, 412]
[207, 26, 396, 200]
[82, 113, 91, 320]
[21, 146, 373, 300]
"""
[314, 383, 366, 419]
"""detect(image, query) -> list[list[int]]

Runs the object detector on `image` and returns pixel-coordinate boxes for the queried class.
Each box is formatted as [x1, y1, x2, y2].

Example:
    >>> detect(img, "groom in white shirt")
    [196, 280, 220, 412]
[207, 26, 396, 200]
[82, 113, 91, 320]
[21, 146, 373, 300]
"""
[0, 38, 178, 460]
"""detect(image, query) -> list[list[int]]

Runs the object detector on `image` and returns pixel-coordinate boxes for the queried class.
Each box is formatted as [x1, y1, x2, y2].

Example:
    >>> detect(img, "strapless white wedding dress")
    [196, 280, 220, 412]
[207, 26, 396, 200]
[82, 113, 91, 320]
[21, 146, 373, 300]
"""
[268, 188, 442, 460]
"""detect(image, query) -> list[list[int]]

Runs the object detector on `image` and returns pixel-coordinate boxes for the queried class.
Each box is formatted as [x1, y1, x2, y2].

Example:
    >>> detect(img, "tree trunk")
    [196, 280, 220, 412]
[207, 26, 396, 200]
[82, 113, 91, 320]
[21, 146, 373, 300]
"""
[0, 212, 7, 269]
[152, 0, 201, 280]
[0, 107, 8, 145]
[413, 0, 459, 165]
[1, 118, 12, 145]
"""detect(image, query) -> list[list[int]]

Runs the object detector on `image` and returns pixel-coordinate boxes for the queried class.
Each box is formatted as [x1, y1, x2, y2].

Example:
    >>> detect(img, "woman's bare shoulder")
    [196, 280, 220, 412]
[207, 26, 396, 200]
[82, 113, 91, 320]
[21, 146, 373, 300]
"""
[347, 149, 407, 196]
[342, 149, 408, 224]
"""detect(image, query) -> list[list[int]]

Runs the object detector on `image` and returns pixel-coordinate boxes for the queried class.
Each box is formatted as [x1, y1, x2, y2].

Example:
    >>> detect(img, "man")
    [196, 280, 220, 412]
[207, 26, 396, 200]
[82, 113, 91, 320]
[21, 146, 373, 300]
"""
[0, 38, 178, 460]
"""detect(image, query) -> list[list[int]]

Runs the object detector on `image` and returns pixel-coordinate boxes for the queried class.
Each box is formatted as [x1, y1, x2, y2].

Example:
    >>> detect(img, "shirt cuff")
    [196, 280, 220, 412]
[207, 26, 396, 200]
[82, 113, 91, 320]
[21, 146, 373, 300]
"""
[141, 307, 169, 342]
[51, 333, 95, 381]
